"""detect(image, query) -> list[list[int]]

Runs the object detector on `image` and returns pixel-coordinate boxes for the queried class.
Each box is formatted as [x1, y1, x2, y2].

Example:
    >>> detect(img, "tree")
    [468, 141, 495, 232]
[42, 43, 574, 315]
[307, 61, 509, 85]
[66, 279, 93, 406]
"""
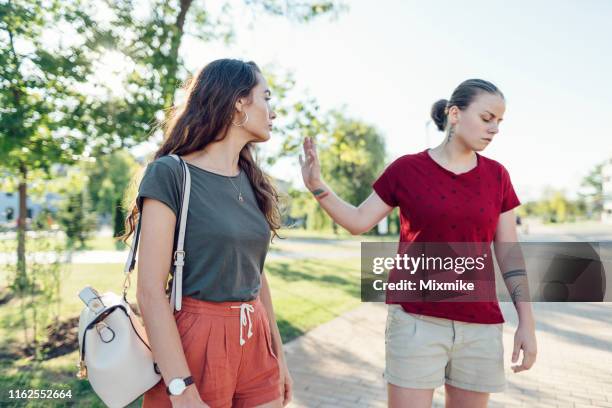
[1, 0, 342, 290]
[0, 0, 114, 290]
[579, 161, 605, 218]
[283, 110, 387, 233]
[98, 0, 343, 154]
[113, 198, 126, 238]
[263, 69, 329, 165]
[318, 112, 387, 233]
[520, 188, 586, 224]
[85, 148, 139, 221]
[319, 112, 386, 204]
[57, 189, 97, 249]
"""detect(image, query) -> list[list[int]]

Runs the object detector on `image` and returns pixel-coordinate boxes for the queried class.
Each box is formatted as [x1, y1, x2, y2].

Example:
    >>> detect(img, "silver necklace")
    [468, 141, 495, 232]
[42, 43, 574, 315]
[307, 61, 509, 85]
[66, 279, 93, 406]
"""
[228, 172, 244, 202]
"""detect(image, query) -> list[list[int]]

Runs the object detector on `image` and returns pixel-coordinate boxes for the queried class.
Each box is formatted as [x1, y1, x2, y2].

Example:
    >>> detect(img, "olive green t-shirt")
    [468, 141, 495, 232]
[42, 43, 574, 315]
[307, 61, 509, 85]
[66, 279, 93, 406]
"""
[136, 155, 271, 302]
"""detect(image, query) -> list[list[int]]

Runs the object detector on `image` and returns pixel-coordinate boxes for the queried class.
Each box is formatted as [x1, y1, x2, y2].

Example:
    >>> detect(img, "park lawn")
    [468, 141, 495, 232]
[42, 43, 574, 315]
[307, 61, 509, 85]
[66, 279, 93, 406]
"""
[0, 257, 361, 407]
[0, 236, 63, 255]
[264, 258, 361, 340]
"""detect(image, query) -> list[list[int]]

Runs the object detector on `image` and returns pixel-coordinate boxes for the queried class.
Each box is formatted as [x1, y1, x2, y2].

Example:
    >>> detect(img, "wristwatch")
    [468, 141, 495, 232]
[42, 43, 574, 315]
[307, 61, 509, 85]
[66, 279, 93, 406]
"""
[166, 376, 194, 396]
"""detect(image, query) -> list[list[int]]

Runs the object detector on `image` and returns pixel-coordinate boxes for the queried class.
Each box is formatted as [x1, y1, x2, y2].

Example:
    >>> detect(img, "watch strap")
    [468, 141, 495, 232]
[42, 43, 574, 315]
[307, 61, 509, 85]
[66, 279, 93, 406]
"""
[166, 376, 194, 396]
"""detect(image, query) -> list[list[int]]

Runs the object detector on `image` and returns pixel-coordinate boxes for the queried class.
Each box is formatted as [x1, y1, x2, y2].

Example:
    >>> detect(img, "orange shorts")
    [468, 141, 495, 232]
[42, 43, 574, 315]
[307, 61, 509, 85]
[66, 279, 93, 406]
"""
[142, 296, 281, 408]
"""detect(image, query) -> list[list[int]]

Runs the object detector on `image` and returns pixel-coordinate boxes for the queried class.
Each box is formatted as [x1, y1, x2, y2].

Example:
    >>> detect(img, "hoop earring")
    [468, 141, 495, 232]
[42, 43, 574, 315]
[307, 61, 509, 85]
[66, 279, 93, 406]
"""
[232, 111, 249, 127]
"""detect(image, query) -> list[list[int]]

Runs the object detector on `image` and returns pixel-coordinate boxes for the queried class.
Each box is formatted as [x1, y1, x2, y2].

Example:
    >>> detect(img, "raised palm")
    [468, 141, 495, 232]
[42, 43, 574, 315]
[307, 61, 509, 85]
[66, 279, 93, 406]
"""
[299, 137, 321, 190]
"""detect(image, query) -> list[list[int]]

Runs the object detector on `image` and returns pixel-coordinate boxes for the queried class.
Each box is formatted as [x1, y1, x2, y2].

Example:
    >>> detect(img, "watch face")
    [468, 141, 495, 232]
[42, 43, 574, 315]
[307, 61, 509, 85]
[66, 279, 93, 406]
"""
[169, 379, 186, 395]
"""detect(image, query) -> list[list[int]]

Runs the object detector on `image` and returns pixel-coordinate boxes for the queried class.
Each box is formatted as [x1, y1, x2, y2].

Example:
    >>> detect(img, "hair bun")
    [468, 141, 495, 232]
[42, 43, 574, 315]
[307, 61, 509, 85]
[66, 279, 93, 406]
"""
[430, 99, 448, 131]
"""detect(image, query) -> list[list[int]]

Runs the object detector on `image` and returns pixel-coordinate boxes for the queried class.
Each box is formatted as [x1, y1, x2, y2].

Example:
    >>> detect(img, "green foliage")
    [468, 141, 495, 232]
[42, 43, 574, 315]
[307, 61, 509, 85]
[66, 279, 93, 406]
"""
[99, 0, 342, 154]
[578, 161, 605, 217]
[84, 149, 139, 219]
[1, 0, 343, 177]
[0, 0, 113, 172]
[0, 0, 345, 308]
[1, 0, 119, 291]
[286, 187, 333, 231]
[32, 207, 55, 230]
[520, 188, 586, 223]
[319, 112, 386, 206]
[243, 0, 346, 22]
[18, 161, 107, 249]
[519, 160, 607, 223]
[265, 69, 329, 165]
[3, 231, 67, 358]
[56, 190, 96, 250]
[113, 199, 126, 238]
[284, 112, 387, 233]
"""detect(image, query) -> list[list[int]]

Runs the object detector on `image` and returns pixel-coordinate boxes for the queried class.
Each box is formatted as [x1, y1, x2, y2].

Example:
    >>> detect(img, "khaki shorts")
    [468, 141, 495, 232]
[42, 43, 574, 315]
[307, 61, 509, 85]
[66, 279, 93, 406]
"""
[384, 305, 506, 393]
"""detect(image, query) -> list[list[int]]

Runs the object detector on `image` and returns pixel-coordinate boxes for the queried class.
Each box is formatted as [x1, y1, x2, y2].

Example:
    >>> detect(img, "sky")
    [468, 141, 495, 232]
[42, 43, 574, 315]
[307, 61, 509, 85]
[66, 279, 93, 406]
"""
[134, 0, 612, 201]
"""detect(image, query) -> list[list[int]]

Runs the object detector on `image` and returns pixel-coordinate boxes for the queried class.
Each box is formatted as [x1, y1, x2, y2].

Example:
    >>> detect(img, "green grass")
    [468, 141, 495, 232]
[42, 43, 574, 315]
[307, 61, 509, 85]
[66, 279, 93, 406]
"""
[266, 258, 361, 341]
[0, 262, 141, 406]
[0, 257, 361, 406]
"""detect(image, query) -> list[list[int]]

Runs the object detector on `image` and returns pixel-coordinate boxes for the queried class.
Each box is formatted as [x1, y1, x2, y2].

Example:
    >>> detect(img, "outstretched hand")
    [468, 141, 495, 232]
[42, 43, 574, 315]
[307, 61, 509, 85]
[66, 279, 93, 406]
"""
[299, 137, 322, 191]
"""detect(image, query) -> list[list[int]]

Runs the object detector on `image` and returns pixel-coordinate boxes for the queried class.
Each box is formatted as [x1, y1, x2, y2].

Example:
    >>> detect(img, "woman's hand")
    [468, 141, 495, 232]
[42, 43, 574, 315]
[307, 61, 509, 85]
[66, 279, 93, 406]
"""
[278, 356, 293, 407]
[511, 323, 537, 373]
[299, 136, 322, 191]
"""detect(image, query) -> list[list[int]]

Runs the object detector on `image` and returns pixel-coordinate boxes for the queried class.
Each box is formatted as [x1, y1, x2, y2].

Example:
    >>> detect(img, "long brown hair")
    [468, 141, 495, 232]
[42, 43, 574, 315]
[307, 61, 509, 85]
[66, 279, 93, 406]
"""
[121, 59, 281, 243]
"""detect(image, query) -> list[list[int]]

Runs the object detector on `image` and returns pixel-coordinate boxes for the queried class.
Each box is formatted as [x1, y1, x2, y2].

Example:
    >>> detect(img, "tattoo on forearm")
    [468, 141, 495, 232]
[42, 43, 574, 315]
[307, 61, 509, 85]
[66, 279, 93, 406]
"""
[503, 269, 527, 280]
[510, 284, 523, 304]
[312, 188, 326, 196]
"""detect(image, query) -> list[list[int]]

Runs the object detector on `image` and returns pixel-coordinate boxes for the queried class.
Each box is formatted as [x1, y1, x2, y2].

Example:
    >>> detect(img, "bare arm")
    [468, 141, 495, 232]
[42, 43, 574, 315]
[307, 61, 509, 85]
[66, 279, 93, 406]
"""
[136, 198, 206, 406]
[259, 271, 284, 364]
[493, 210, 532, 312]
[259, 271, 292, 406]
[299, 137, 393, 235]
[493, 209, 537, 373]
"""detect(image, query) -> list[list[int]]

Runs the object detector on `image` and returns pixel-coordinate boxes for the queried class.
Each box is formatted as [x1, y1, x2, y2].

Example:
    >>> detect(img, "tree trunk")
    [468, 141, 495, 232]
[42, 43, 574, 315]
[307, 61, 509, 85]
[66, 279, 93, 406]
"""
[19, 297, 29, 347]
[162, 0, 193, 110]
[16, 162, 27, 292]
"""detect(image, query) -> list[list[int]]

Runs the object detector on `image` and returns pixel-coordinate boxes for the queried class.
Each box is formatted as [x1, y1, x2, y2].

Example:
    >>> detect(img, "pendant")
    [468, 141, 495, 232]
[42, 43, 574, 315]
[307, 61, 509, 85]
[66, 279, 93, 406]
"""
[238, 193, 244, 202]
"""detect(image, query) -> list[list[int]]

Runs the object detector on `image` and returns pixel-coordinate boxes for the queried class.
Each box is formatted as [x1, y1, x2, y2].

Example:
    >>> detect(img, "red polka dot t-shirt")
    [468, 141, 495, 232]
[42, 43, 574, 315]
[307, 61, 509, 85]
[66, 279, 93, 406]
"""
[372, 149, 521, 323]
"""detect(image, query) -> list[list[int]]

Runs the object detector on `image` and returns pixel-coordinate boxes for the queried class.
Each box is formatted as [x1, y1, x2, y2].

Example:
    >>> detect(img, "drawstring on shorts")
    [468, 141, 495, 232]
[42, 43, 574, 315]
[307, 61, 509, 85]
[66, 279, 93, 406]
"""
[231, 303, 255, 346]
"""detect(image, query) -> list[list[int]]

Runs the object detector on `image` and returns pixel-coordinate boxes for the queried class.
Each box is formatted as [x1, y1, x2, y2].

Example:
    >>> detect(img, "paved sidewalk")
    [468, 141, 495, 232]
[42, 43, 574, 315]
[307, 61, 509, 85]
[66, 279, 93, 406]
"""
[284, 302, 612, 407]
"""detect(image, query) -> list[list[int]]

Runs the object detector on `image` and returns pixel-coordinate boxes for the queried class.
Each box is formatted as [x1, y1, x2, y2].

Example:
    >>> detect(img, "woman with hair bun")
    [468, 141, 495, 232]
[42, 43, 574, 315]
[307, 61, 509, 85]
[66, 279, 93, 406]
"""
[300, 79, 537, 407]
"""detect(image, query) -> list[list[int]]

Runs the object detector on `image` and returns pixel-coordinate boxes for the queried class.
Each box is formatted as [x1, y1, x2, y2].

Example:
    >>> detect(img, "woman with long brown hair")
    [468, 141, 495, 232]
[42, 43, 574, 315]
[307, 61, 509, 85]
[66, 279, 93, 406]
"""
[122, 59, 292, 408]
